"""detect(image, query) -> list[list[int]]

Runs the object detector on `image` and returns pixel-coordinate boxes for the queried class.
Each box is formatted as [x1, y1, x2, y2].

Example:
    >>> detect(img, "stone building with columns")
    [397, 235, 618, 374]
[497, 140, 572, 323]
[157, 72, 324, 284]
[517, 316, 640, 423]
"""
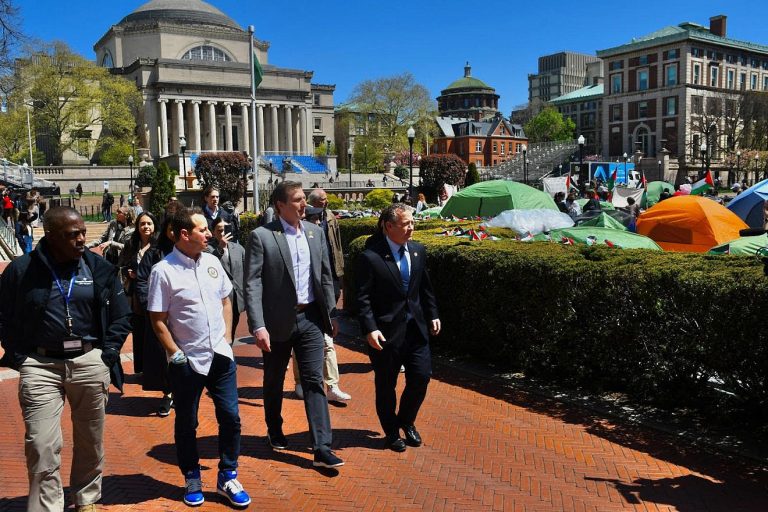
[93, 0, 335, 170]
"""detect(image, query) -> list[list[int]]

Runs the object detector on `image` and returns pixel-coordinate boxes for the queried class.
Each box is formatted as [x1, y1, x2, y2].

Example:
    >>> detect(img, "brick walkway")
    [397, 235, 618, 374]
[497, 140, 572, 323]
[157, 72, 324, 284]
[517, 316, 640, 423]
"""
[0, 316, 766, 511]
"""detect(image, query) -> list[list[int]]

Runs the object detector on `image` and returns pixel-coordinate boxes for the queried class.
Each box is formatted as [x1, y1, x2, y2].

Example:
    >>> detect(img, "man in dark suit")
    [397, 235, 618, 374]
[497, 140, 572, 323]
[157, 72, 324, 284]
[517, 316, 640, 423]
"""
[210, 217, 246, 341]
[355, 203, 441, 452]
[244, 181, 344, 469]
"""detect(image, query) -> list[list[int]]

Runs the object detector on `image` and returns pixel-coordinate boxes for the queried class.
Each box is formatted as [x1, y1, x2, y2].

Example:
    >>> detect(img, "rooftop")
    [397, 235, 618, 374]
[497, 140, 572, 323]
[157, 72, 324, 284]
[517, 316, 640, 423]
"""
[118, 0, 242, 30]
[549, 84, 604, 104]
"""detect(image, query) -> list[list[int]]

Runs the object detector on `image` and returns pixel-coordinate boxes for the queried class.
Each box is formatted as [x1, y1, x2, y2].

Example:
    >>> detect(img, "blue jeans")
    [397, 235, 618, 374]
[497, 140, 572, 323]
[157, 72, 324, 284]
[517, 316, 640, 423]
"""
[168, 353, 241, 474]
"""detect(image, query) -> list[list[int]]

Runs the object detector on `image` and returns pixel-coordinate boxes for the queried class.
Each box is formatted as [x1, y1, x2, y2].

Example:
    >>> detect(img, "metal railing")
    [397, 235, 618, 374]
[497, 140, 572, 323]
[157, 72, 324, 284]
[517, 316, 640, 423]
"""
[0, 221, 21, 260]
[0, 159, 56, 189]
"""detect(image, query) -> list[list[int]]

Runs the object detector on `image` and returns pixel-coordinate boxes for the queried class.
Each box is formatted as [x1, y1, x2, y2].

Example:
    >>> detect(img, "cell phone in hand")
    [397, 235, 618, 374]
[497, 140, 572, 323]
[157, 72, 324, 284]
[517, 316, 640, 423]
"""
[224, 224, 233, 236]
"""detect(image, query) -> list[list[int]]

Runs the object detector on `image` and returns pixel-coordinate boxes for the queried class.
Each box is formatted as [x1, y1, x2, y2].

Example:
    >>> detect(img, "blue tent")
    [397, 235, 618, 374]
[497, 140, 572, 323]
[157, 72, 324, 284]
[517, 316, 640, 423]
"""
[726, 178, 768, 228]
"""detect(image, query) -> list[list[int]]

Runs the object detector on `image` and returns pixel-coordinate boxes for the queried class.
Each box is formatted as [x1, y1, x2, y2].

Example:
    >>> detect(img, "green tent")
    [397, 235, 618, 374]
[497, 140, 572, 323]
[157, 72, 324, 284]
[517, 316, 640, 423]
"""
[708, 233, 768, 255]
[578, 212, 628, 231]
[440, 180, 558, 218]
[415, 206, 443, 219]
[644, 181, 675, 208]
[533, 226, 662, 250]
[575, 198, 615, 210]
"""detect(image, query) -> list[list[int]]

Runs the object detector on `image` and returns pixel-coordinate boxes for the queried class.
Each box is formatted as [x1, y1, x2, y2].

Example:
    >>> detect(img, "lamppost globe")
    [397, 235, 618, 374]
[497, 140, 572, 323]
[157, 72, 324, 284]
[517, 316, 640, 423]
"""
[407, 126, 415, 200]
[128, 154, 134, 199]
[521, 144, 527, 185]
[577, 135, 585, 184]
[347, 147, 353, 187]
[577, 134, 585, 146]
[179, 135, 188, 190]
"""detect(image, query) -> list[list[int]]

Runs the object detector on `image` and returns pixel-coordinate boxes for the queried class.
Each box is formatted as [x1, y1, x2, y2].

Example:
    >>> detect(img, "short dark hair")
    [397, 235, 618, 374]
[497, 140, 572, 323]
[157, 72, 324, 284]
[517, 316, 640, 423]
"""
[378, 203, 412, 230]
[172, 206, 203, 235]
[273, 181, 304, 205]
[212, 216, 228, 229]
[203, 186, 219, 198]
[627, 197, 635, 205]
[43, 206, 81, 233]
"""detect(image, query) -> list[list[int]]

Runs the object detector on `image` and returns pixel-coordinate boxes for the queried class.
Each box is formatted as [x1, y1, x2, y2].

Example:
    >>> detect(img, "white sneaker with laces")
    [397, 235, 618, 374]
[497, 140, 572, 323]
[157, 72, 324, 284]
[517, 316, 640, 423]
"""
[327, 384, 351, 402]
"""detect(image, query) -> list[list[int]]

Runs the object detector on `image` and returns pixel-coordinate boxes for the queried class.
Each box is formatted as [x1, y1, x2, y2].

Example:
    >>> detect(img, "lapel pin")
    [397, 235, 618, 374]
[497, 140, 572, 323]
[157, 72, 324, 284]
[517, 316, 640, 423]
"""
[414, 252, 418, 257]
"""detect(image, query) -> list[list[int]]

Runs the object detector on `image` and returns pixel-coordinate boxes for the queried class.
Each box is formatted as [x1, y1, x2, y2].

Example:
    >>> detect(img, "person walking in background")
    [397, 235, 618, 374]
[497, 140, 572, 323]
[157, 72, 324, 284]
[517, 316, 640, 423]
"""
[15, 211, 34, 254]
[244, 181, 344, 469]
[101, 188, 114, 223]
[415, 193, 427, 213]
[0, 207, 131, 512]
[26, 188, 41, 228]
[209, 217, 246, 341]
[3, 189, 14, 227]
[148, 207, 250, 508]
[76, 183, 83, 199]
[87, 206, 134, 265]
[355, 203, 440, 452]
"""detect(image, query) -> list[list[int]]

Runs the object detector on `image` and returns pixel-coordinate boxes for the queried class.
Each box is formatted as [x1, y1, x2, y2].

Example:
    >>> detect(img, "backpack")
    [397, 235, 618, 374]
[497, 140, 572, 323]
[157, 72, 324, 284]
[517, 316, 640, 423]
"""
[107, 193, 114, 206]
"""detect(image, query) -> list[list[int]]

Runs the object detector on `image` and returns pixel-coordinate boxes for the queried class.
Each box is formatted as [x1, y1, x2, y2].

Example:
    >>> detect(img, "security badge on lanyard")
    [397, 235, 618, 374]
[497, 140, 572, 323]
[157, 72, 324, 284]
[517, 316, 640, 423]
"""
[52, 268, 83, 352]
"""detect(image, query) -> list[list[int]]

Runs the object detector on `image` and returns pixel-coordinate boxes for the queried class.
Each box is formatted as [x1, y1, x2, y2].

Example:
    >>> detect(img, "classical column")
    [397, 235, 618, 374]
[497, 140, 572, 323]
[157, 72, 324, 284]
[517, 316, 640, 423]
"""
[191, 101, 202, 152]
[158, 99, 169, 157]
[240, 103, 250, 156]
[257, 104, 266, 156]
[284, 105, 293, 154]
[224, 102, 233, 152]
[207, 101, 217, 151]
[299, 107, 308, 155]
[270, 104, 279, 152]
[175, 99, 185, 154]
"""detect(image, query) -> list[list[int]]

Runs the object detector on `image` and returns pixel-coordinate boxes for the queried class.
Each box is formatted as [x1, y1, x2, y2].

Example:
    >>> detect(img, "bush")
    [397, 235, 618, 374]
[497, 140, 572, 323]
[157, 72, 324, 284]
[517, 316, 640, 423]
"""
[195, 152, 248, 206]
[394, 166, 409, 180]
[465, 162, 480, 187]
[326, 193, 344, 210]
[363, 188, 394, 210]
[149, 162, 176, 217]
[342, 225, 768, 426]
[135, 165, 157, 188]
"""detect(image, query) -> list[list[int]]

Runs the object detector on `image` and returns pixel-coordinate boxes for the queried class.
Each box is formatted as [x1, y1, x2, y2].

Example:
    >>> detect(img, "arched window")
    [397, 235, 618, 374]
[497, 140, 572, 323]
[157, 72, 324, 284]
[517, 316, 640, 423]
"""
[101, 52, 114, 68]
[181, 45, 232, 62]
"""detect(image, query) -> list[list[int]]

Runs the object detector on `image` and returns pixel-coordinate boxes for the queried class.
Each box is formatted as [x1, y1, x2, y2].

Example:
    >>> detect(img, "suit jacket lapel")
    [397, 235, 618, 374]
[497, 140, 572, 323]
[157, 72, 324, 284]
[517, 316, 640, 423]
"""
[304, 222, 322, 283]
[375, 239, 405, 293]
[271, 221, 296, 289]
[407, 244, 419, 293]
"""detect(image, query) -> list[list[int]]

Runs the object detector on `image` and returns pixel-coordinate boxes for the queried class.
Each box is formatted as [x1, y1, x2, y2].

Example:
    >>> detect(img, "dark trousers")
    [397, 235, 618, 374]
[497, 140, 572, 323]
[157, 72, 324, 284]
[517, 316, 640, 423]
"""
[168, 353, 241, 474]
[368, 320, 432, 437]
[262, 303, 332, 454]
[131, 312, 145, 374]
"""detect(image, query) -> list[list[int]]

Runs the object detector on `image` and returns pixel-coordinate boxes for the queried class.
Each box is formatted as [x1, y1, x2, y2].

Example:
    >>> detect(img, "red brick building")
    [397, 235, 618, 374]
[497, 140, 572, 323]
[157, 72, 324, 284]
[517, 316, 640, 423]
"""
[433, 114, 528, 167]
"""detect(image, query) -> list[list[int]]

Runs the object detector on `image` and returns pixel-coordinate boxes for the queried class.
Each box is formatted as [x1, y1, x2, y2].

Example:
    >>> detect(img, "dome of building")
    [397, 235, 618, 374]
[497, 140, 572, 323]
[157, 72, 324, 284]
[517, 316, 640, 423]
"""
[442, 63, 495, 93]
[437, 63, 500, 121]
[118, 0, 242, 30]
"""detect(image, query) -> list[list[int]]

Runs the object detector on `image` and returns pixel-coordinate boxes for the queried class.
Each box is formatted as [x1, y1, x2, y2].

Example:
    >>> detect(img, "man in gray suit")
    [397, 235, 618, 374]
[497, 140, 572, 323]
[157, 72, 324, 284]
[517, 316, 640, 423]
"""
[210, 217, 245, 341]
[244, 181, 344, 469]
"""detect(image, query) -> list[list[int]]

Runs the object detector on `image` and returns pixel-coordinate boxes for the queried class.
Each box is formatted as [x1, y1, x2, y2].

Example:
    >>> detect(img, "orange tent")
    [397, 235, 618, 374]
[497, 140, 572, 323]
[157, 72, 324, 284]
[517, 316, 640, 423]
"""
[636, 196, 748, 252]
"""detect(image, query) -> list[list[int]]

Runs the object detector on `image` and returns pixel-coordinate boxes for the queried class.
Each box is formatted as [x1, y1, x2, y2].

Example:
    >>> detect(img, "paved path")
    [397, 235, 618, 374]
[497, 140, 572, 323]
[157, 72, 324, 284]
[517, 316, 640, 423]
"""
[0, 317, 766, 511]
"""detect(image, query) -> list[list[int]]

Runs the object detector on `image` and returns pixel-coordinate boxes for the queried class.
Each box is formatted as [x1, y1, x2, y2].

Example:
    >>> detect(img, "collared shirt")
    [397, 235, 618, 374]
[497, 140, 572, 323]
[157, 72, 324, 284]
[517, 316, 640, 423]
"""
[147, 246, 233, 376]
[386, 236, 411, 278]
[279, 216, 314, 305]
[204, 204, 220, 220]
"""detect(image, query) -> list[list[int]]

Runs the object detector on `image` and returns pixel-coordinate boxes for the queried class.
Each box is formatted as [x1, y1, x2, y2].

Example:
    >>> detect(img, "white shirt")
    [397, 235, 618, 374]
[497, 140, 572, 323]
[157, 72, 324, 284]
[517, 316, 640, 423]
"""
[147, 247, 234, 376]
[386, 236, 411, 277]
[279, 217, 314, 305]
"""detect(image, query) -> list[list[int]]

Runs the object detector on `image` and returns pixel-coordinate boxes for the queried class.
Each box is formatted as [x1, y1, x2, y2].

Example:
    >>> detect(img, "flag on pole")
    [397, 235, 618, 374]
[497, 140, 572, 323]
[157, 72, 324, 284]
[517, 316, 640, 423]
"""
[253, 52, 264, 88]
[690, 170, 714, 195]
[607, 168, 618, 200]
[565, 167, 572, 190]
[640, 170, 648, 189]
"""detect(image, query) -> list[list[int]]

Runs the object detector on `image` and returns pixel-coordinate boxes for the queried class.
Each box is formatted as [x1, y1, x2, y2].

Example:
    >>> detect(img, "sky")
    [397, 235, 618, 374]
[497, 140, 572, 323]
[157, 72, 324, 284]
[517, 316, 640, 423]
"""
[17, 0, 768, 114]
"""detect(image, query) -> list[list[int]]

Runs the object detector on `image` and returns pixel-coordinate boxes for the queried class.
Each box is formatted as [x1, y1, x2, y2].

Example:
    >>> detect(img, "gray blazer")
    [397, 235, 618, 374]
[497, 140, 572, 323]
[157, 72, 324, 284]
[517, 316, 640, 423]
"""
[244, 219, 336, 342]
[213, 241, 245, 314]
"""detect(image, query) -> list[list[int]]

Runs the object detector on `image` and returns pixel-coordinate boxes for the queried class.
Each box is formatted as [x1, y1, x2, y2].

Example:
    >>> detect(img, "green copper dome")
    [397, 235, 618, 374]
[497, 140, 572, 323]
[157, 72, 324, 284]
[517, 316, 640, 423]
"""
[443, 63, 494, 92]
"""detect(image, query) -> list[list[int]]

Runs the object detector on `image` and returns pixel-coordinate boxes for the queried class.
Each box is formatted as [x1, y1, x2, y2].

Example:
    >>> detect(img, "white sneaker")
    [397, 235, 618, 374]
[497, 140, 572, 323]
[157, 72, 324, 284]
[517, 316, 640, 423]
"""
[327, 384, 351, 402]
[294, 383, 304, 399]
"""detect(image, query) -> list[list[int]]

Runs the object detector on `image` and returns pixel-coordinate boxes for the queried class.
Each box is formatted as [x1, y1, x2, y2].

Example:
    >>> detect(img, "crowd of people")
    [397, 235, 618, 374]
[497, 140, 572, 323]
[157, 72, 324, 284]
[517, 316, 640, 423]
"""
[0, 181, 440, 511]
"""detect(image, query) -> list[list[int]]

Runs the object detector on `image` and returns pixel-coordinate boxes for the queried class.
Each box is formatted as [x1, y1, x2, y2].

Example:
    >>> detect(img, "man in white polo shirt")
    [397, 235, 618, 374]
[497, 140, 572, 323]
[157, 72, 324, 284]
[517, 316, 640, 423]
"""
[147, 207, 250, 508]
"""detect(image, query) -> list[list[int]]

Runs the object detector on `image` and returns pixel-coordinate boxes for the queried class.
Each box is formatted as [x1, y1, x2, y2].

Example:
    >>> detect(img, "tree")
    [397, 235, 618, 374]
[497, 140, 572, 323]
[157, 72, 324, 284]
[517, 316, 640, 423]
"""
[194, 152, 247, 205]
[134, 164, 157, 188]
[465, 162, 480, 187]
[353, 135, 384, 173]
[149, 162, 176, 217]
[420, 154, 466, 200]
[18, 42, 142, 164]
[523, 106, 575, 143]
[314, 141, 336, 158]
[363, 188, 394, 210]
[0, 0, 23, 73]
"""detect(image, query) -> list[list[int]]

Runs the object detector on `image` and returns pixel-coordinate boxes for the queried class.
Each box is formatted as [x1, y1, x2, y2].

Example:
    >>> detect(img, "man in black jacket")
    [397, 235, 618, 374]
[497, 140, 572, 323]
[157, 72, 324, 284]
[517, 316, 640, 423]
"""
[355, 204, 441, 452]
[0, 207, 131, 512]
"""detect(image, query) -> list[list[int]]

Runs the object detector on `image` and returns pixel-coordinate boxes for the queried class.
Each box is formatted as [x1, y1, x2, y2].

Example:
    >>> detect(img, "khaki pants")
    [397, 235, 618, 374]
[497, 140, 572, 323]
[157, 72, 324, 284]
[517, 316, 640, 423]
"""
[18, 348, 110, 511]
[292, 334, 339, 387]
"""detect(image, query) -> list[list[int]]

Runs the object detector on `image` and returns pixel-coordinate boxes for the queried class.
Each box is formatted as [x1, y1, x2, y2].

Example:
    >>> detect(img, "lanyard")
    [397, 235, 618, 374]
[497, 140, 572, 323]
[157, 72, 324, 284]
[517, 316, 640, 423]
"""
[51, 267, 77, 336]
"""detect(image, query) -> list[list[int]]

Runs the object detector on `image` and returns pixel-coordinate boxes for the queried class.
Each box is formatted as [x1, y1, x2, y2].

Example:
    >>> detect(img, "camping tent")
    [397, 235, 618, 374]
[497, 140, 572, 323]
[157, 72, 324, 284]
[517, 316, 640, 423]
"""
[726, 178, 768, 228]
[577, 212, 628, 231]
[440, 180, 558, 218]
[415, 206, 443, 219]
[533, 226, 661, 250]
[644, 181, 675, 208]
[576, 198, 615, 210]
[708, 233, 768, 255]
[636, 195, 748, 252]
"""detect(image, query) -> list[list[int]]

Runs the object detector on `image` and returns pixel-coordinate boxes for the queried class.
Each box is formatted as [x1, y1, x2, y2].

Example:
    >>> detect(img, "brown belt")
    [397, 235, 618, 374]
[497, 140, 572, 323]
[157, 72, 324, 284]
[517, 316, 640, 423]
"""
[295, 303, 313, 312]
[35, 341, 94, 360]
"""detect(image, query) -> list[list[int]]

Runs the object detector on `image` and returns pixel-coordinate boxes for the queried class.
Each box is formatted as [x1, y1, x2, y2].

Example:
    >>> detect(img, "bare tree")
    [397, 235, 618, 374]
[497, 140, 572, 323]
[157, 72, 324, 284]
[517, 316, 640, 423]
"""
[0, 0, 23, 71]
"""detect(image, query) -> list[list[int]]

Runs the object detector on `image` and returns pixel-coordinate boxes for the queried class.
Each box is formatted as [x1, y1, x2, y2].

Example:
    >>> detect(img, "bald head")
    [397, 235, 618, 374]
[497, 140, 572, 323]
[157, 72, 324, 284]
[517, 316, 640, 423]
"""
[43, 207, 86, 263]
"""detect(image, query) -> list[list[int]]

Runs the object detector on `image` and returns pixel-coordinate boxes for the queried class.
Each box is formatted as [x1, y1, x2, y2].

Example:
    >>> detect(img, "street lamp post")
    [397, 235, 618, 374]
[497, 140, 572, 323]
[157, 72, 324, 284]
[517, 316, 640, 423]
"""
[244, 156, 252, 211]
[657, 160, 662, 181]
[700, 142, 707, 178]
[755, 154, 760, 183]
[407, 126, 415, 201]
[347, 147, 353, 187]
[522, 144, 527, 185]
[179, 135, 188, 191]
[128, 154, 134, 200]
[577, 134, 585, 184]
[623, 152, 628, 182]
[736, 150, 742, 184]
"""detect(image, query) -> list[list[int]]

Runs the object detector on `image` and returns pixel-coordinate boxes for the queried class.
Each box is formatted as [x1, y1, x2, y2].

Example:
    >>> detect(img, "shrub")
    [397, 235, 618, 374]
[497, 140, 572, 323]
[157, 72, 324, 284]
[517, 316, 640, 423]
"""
[394, 165, 409, 180]
[195, 152, 247, 206]
[135, 165, 157, 188]
[363, 188, 394, 210]
[465, 162, 480, 187]
[326, 193, 344, 210]
[420, 154, 467, 200]
[149, 162, 176, 217]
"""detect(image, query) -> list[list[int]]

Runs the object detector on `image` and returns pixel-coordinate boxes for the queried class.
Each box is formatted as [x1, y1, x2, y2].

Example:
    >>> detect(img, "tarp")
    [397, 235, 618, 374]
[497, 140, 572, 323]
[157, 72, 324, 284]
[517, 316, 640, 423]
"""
[542, 176, 569, 197]
[415, 206, 443, 219]
[578, 212, 628, 231]
[533, 226, 661, 250]
[725, 178, 768, 228]
[485, 208, 574, 235]
[644, 181, 675, 208]
[611, 187, 644, 208]
[440, 180, 558, 218]
[708, 233, 768, 255]
[636, 195, 749, 252]
[574, 209, 633, 227]
[576, 199, 615, 210]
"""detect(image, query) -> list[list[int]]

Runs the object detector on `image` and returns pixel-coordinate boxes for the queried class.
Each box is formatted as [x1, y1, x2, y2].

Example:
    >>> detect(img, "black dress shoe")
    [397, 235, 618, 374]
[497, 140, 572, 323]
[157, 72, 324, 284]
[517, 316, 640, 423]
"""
[384, 435, 407, 452]
[313, 450, 344, 468]
[402, 425, 422, 447]
[267, 431, 288, 450]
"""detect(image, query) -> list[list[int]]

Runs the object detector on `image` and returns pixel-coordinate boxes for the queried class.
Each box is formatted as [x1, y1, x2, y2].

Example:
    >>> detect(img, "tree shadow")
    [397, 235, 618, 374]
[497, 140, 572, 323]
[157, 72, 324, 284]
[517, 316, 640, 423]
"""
[101, 473, 188, 506]
[0, 496, 25, 511]
[234, 355, 263, 370]
[337, 362, 372, 374]
[237, 386, 263, 408]
[106, 393, 165, 417]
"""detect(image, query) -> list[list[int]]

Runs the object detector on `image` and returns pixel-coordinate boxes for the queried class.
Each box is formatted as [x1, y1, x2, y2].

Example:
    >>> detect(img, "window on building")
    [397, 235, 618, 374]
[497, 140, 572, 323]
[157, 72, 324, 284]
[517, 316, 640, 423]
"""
[692, 96, 703, 114]
[692, 48, 703, 57]
[500, 125, 505, 135]
[493, 142, 498, 153]
[500, 142, 505, 154]
[638, 101, 648, 118]
[665, 97, 677, 116]
[727, 69, 735, 89]
[611, 73, 622, 94]
[764, 76, 768, 91]
[740, 55, 747, 65]
[752, 58, 760, 68]
[181, 45, 232, 62]
[515, 144, 521, 154]
[693, 63, 701, 85]
[638, 69, 649, 91]
[710, 66, 719, 87]
[667, 48, 679, 59]
[475, 98, 481, 107]
[740, 72, 747, 90]
[464, 98, 469, 108]
[475, 141, 482, 152]
[639, 55, 648, 65]
[752, 74, 758, 90]
[665, 64, 677, 86]
[313, 94, 320, 106]
[609, 60, 623, 71]
[610, 104, 622, 121]
[726, 54, 736, 64]
[101, 52, 113, 68]
[314, 118, 321, 131]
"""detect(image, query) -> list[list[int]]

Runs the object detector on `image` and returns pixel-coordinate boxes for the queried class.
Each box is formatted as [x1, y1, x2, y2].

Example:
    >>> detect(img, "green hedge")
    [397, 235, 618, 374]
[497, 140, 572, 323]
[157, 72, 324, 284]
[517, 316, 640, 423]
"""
[344, 228, 768, 424]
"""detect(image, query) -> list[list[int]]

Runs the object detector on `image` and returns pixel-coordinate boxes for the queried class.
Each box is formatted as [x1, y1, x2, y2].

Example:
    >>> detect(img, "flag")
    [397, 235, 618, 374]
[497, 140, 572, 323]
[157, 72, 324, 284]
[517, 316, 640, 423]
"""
[607, 169, 618, 191]
[253, 52, 264, 88]
[640, 170, 648, 190]
[565, 167, 572, 190]
[691, 170, 714, 195]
